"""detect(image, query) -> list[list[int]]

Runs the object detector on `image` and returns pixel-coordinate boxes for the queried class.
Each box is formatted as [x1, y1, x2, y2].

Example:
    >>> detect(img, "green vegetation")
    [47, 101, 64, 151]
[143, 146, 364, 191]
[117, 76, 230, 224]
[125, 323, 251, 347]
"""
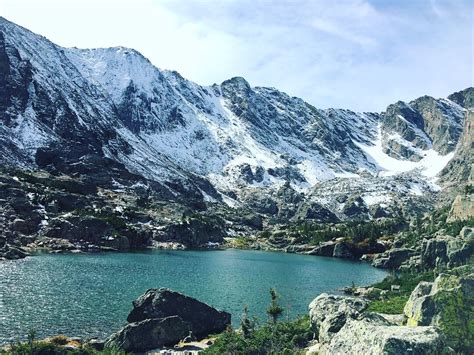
[443, 218, 474, 237]
[266, 288, 284, 324]
[232, 237, 251, 249]
[203, 316, 311, 355]
[269, 218, 406, 246]
[1, 330, 127, 355]
[464, 184, 473, 195]
[400, 212, 474, 248]
[366, 271, 435, 314]
[366, 295, 408, 314]
[204, 289, 312, 354]
[240, 305, 256, 339]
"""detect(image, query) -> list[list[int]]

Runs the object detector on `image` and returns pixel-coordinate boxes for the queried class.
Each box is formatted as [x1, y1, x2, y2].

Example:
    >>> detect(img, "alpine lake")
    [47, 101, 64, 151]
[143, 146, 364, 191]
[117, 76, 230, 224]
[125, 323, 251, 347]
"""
[0, 249, 388, 344]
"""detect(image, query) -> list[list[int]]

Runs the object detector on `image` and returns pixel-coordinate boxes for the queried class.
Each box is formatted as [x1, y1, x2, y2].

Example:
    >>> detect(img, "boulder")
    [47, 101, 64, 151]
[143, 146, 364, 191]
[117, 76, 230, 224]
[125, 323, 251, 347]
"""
[309, 293, 368, 343]
[372, 247, 413, 269]
[0, 245, 28, 260]
[327, 313, 449, 355]
[420, 233, 474, 270]
[11, 218, 30, 234]
[459, 226, 473, 240]
[404, 270, 474, 352]
[127, 288, 231, 338]
[332, 242, 355, 259]
[307, 241, 336, 257]
[105, 316, 191, 352]
[85, 338, 105, 351]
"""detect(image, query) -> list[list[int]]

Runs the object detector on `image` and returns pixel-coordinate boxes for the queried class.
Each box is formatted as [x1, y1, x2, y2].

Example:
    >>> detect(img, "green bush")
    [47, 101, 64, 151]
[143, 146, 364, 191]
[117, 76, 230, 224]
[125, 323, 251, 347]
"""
[367, 271, 435, 315]
[203, 316, 311, 355]
[366, 295, 409, 314]
[287, 218, 407, 246]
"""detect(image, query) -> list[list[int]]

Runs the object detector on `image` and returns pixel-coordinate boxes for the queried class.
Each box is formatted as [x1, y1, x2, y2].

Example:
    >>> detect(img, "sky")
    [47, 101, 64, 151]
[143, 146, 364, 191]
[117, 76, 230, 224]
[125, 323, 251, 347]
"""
[0, 0, 472, 112]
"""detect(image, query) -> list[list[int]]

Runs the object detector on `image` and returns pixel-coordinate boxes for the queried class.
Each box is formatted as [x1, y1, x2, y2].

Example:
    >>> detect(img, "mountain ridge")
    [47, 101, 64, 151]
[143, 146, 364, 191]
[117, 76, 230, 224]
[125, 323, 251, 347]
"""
[0, 16, 472, 217]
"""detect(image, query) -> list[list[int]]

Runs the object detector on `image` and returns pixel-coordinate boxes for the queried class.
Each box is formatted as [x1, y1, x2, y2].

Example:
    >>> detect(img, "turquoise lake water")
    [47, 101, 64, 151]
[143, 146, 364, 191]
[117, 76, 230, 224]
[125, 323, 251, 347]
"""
[0, 249, 388, 344]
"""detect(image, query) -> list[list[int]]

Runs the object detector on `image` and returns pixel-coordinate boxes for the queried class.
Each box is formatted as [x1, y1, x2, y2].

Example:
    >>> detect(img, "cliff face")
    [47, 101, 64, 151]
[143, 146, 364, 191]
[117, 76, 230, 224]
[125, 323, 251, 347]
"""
[448, 194, 474, 222]
[441, 90, 474, 186]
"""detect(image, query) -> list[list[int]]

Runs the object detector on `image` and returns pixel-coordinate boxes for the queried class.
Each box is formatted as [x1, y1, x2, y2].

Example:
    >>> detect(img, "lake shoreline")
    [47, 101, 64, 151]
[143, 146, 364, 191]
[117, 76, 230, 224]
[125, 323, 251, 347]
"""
[0, 248, 388, 346]
[7, 234, 381, 268]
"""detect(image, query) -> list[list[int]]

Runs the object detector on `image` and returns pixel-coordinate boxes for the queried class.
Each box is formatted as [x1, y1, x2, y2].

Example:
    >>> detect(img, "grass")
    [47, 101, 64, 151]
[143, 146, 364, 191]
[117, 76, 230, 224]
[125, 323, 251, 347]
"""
[203, 316, 312, 355]
[230, 237, 251, 249]
[366, 295, 409, 314]
[366, 271, 435, 314]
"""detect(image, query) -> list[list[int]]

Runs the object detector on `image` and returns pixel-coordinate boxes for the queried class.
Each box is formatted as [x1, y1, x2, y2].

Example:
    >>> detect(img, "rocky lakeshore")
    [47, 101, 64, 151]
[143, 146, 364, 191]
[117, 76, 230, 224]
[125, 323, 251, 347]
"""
[4, 261, 472, 355]
[0, 15, 474, 355]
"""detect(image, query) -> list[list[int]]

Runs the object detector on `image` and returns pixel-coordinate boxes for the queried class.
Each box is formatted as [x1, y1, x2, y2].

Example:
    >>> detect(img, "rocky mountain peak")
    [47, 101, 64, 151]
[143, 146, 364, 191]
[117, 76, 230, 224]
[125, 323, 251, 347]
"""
[221, 76, 252, 95]
[0, 17, 471, 217]
[447, 87, 474, 109]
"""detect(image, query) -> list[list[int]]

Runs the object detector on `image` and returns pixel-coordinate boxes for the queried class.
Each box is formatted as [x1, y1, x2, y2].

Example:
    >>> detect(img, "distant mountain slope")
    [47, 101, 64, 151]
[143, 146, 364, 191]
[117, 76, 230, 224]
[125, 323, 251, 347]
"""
[441, 88, 474, 185]
[0, 16, 471, 216]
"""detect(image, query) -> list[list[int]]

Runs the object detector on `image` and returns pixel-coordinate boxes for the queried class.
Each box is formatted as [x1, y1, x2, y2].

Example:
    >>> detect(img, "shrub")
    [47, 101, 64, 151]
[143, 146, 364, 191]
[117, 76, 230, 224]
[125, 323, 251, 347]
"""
[267, 288, 284, 324]
[367, 271, 435, 315]
[366, 295, 409, 314]
[203, 316, 311, 355]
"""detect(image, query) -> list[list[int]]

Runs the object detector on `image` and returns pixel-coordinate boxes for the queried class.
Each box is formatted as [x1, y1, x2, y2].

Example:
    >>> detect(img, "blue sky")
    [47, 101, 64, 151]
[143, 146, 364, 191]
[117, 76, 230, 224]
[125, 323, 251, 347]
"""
[0, 0, 472, 111]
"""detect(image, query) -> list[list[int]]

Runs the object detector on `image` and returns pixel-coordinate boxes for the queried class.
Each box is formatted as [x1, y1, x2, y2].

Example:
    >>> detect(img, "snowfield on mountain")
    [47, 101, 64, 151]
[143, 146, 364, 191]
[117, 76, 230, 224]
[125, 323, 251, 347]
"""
[0, 16, 471, 215]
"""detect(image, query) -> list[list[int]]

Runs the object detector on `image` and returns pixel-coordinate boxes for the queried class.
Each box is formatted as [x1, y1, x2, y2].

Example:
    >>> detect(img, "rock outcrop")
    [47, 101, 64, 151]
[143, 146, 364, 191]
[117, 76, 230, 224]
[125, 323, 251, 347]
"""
[420, 229, 474, 270]
[447, 194, 474, 222]
[105, 316, 192, 353]
[441, 99, 473, 185]
[404, 269, 474, 352]
[106, 288, 231, 352]
[309, 293, 368, 344]
[372, 247, 414, 269]
[327, 313, 449, 355]
[308, 294, 452, 355]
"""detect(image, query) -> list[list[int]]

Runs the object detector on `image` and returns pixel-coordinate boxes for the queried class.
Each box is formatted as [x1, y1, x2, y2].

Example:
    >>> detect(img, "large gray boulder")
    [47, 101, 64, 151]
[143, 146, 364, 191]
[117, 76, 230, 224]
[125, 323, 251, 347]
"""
[420, 231, 474, 270]
[372, 247, 413, 269]
[105, 316, 191, 352]
[309, 293, 368, 343]
[327, 313, 449, 355]
[127, 288, 231, 338]
[332, 242, 355, 259]
[404, 270, 474, 352]
[307, 241, 336, 257]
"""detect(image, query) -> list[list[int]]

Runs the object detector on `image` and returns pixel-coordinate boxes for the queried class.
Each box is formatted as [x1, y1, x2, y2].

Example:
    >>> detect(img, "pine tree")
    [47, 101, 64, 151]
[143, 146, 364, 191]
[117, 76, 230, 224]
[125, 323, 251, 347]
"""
[267, 288, 284, 324]
[240, 305, 254, 338]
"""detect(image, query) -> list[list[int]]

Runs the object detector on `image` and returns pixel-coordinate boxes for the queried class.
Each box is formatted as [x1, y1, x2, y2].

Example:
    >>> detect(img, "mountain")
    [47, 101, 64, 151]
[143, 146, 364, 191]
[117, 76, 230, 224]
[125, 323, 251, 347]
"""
[441, 88, 474, 185]
[0, 16, 472, 238]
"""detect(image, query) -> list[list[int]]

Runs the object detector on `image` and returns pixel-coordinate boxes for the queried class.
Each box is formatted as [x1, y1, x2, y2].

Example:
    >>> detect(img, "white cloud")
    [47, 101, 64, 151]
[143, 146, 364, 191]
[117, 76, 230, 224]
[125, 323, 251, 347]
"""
[0, 0, 472, 111]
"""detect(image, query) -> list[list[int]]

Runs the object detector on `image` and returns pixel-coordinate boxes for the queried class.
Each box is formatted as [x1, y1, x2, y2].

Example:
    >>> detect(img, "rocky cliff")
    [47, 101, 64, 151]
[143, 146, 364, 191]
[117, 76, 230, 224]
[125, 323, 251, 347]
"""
[0, 16, 472, 252]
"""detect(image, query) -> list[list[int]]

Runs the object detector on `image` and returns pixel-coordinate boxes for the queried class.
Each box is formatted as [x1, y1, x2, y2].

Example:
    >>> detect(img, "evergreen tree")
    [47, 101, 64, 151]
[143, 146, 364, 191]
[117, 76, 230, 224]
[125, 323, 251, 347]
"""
[267, 288, 284, 324]
[240, 305, 254, 338]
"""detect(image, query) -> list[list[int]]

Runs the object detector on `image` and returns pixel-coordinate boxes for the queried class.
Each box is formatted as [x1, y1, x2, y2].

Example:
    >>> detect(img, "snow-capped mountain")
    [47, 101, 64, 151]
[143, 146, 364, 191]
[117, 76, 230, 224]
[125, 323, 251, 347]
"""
[0, 17, 471, 216]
